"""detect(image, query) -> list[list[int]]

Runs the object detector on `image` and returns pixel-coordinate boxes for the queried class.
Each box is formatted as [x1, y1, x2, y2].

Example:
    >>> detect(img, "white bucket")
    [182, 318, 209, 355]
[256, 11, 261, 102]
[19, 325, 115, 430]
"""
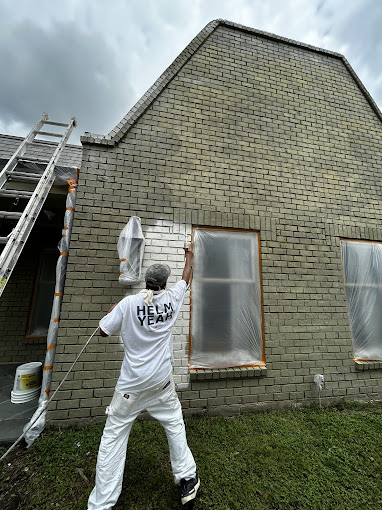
[11, 362, 42, 404]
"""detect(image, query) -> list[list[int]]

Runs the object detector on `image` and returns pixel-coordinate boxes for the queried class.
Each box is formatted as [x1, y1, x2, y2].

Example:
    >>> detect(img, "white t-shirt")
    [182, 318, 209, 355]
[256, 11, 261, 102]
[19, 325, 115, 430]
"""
[99, 280, 187, 393]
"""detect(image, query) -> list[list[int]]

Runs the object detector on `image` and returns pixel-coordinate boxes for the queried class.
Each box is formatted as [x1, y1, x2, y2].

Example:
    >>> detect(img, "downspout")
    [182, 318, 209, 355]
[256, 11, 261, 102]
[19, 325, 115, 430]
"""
[24, 175, 78, 446]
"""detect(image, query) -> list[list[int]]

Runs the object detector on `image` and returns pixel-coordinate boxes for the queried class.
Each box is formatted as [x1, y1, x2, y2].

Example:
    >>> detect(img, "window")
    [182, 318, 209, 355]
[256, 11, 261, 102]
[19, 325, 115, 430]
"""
[341, 240, 382, 361]
[190, 228, 264, 368]
[26, 249, 58, 338]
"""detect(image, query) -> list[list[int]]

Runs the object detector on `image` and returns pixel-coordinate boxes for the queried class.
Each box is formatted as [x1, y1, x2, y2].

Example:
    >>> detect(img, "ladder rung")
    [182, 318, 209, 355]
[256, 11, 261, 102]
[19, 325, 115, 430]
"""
[6, 176, 40, 184]
[7, 170, 44, 177]
[35, 131, 63, 138]
[17, 156, 51, 164]
[44, 120, 69, 127]
[0, 190, 33, 199]
[0, 237, 10, 244]
[6, 171, 43, 183]
[0, 211, 23, 219]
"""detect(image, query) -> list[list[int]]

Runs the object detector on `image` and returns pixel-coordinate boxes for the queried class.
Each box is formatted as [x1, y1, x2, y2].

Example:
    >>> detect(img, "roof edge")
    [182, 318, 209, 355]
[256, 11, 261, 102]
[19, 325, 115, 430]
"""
[0, 132, 82, 149]
[81, 19, 382, 146]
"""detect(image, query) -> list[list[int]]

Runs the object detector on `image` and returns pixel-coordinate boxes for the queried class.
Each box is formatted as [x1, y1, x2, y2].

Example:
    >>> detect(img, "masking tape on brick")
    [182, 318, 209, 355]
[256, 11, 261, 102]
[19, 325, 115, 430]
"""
[67, 178, 78, 192]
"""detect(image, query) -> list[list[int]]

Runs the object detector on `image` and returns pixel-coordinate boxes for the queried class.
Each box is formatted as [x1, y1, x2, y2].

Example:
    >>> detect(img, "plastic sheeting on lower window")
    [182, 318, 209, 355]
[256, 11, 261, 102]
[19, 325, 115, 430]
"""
[341, 240, 382, 361]
[190, 228, 263, 368]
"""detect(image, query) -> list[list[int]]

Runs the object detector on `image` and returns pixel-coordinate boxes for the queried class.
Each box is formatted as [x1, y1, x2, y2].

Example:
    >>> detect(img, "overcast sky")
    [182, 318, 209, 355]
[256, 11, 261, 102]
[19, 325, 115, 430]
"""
[0, 0, 381, 145]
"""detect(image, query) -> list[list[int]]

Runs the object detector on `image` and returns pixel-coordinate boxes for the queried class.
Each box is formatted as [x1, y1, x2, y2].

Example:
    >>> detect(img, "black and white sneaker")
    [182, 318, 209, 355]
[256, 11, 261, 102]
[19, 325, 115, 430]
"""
[180, 475, 200, 505]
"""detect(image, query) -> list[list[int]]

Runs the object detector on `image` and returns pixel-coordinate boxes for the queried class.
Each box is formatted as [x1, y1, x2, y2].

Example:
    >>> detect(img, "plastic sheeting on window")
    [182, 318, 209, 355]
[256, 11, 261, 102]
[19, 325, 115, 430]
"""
[190, 229, 263, 368]
[118, 216, 145, 284]
[27, 251, 57, 337]
[341, 240, 382, 361]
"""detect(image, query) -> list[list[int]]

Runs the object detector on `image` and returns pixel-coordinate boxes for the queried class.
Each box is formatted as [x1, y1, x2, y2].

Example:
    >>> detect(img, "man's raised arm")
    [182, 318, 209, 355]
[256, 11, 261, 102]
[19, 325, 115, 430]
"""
[182, 250, 193, 284]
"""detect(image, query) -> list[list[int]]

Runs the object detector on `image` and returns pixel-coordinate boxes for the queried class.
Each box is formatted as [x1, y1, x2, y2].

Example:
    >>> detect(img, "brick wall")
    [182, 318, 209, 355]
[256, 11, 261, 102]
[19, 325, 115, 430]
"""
[49, 22, 382, 424]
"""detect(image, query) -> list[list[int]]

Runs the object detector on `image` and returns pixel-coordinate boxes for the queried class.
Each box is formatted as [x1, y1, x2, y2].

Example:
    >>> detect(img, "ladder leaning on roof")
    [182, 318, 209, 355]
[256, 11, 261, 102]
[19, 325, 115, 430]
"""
[0, 113, 77, 297]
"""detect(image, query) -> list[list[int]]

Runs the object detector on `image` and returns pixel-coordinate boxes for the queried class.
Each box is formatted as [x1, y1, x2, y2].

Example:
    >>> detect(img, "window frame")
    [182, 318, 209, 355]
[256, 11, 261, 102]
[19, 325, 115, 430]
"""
[189, 226, 265, 370]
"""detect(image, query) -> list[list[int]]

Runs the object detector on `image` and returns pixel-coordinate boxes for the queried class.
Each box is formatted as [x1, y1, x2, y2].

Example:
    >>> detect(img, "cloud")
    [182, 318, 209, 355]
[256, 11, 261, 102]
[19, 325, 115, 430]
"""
[0, 15, 133, 143]
[327, 0, 382, 106]
[0, 0, 380, 145]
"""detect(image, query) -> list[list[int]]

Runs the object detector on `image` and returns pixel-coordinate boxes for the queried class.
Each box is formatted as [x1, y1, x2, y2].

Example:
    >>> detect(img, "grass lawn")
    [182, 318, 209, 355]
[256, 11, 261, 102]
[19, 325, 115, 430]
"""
[1, 401, 382, 509]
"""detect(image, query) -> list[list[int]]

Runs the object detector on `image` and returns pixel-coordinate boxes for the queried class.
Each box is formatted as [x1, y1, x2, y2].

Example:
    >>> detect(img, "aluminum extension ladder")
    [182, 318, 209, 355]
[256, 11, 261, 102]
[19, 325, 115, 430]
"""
[0, 113, 77, 297]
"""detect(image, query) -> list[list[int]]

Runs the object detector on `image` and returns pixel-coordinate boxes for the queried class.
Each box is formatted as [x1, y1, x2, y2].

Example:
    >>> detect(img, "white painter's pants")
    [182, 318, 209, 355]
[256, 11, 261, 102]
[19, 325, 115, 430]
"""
[87, 374, 196, 510]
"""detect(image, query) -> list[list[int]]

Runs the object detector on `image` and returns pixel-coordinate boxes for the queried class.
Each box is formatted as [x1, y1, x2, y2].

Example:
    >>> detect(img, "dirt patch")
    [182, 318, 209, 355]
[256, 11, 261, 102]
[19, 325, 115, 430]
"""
[0, 442, 32, 510]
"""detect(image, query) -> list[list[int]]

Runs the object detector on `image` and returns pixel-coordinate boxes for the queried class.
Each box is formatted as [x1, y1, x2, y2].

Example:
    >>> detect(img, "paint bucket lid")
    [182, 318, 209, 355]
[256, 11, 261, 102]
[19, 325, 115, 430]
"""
[11, 386, 41, 404]
[11, 387, 41, 396]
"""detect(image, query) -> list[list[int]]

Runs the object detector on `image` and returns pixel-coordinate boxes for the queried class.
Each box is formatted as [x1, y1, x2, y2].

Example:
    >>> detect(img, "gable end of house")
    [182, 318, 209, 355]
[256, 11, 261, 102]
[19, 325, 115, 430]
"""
[80, 19, 382, 147]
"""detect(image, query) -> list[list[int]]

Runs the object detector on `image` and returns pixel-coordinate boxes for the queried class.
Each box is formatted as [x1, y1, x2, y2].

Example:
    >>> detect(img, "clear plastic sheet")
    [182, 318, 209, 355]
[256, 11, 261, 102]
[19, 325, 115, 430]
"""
[190, 229, 263, 368]
[24, 178, 78, 446]
[18, 161, 78, 185]
[341, 240, 382, 361]
[27, 251, 58, 336]
[118, 216, 145, 284]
